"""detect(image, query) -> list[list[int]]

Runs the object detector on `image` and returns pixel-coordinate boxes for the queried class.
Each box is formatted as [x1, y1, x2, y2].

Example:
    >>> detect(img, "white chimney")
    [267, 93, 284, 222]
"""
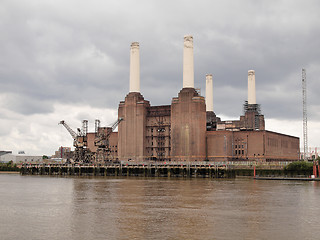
[183, 35, 194, 88]
[206, 74, 214, 112]
[129, 42, 140, 93]
[248, 70, 256, 104]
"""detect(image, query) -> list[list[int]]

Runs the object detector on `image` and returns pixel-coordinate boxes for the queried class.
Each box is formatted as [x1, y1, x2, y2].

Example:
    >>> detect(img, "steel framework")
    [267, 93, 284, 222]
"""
[94, 118, 123, 163]
[302, 68, 308, 160]
[59, 120, 91, 163]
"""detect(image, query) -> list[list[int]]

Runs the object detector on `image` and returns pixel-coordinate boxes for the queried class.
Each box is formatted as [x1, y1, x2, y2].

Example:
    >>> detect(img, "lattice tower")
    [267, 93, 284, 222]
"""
[302, 69, 308, 160]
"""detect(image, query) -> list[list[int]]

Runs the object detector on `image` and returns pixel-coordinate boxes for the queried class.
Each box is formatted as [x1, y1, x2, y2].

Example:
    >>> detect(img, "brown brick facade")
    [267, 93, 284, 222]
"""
[170, 88, 207, 161]
[85, 89, 299, 163]
[118, 92, 150, 161]
[206, 130, 299, 162]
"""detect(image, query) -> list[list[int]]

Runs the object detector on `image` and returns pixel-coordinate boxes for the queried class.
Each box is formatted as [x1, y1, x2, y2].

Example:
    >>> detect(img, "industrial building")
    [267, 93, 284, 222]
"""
[52, 146, 72, 159]
[0, 151, 42, 163]
[86, 35, 299, 163]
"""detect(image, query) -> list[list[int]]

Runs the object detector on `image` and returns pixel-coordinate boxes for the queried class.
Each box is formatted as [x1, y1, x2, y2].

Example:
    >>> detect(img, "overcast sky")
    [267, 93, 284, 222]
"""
[1, 0, 319, 156]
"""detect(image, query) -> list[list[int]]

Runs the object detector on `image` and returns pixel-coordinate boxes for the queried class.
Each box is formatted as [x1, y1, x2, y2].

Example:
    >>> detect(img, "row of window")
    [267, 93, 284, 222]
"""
[235, 144, 244, 149]
[235, 150, 245, 155]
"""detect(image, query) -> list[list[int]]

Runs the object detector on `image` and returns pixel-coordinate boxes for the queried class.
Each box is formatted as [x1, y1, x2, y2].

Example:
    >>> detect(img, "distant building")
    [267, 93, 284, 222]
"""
[0, 151, 42, 163]
[0, 151, 12, 157]
[52, 146, 72, 159]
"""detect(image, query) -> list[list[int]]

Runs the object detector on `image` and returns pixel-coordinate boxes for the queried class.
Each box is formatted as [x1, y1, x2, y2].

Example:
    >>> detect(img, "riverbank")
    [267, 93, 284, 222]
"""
[0, 171, 20, 174]
[0, 162, 20, 172]
[254, 176, 320, 181]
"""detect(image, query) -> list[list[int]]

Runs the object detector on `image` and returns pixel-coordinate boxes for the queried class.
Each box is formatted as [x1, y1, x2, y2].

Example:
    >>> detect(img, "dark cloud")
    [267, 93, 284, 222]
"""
[2, 94, 54, 115]
[0, 0, 319, 153]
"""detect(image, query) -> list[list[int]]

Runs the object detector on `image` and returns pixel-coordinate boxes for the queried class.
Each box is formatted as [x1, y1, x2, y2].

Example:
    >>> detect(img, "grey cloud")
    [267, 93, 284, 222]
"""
[1, 0, 320, 154]
[3, 94, 54, 115]
[1, 0, 319, 121]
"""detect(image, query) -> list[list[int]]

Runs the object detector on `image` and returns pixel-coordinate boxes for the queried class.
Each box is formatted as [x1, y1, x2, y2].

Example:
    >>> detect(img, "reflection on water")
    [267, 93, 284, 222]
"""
[0, 174, 319, 240]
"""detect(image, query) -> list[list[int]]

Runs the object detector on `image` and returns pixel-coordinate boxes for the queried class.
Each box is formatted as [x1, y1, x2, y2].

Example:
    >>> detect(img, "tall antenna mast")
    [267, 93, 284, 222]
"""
[302, 68, 308, 160]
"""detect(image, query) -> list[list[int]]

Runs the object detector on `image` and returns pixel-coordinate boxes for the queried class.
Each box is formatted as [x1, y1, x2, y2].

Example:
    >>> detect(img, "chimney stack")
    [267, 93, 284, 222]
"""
[206, 74, 214, 112]
[129, 42, 140, 93]
[248, 70, 256, 104]
[183, 35, 194, 88]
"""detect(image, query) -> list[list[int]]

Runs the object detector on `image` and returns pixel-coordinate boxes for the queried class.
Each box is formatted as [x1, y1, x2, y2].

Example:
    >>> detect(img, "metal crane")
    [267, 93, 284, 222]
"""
[94, 117, 123, 163]
[59, 120, 92, 164]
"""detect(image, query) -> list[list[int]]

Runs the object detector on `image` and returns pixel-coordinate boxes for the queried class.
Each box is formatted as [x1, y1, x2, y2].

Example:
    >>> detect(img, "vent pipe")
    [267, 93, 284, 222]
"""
[129, 42, 140, 93]
[248, 70, 256, 104]
[183, 35, 194, 88]
[206, 74, 213, 112]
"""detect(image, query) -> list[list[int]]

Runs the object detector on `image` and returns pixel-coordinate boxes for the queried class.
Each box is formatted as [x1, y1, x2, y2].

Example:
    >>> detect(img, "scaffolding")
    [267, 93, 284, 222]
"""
[146, 106, 171, 161]
[243, 101, 262, 130]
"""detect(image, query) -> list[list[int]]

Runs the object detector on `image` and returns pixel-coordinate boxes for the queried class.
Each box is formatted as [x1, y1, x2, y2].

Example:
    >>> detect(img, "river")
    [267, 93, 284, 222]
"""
[0, 174, 319, 240]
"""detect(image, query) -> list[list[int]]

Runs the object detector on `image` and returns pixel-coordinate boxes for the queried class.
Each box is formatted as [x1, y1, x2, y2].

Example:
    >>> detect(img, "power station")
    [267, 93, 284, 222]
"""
[62, 35, 300, 163]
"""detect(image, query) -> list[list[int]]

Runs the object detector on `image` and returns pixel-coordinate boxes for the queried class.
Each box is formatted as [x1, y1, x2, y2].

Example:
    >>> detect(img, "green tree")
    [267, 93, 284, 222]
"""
[284, 161, 313, 175]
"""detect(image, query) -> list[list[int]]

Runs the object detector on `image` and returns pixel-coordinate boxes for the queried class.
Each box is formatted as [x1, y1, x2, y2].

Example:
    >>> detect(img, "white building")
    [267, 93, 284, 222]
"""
[0, 151, 42, 163]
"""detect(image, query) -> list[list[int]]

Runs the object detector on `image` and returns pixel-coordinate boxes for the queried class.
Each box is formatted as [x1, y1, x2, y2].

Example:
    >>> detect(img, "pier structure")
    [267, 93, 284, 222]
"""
[20, 162, 235, 178]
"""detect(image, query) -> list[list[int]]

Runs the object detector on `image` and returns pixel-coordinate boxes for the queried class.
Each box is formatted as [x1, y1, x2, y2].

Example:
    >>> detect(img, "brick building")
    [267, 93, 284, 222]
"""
[88, 36, 300, 162]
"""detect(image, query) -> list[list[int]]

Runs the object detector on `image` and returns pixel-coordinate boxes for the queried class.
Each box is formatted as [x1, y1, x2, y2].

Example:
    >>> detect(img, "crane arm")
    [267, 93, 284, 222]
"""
[108, 117, 123, 137]
[111, 117, 123, 132]
[59, 120, 78, 140]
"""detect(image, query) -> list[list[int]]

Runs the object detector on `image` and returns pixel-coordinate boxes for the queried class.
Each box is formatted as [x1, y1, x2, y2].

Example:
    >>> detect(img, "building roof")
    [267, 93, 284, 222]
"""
[0, 151, 12, 156]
